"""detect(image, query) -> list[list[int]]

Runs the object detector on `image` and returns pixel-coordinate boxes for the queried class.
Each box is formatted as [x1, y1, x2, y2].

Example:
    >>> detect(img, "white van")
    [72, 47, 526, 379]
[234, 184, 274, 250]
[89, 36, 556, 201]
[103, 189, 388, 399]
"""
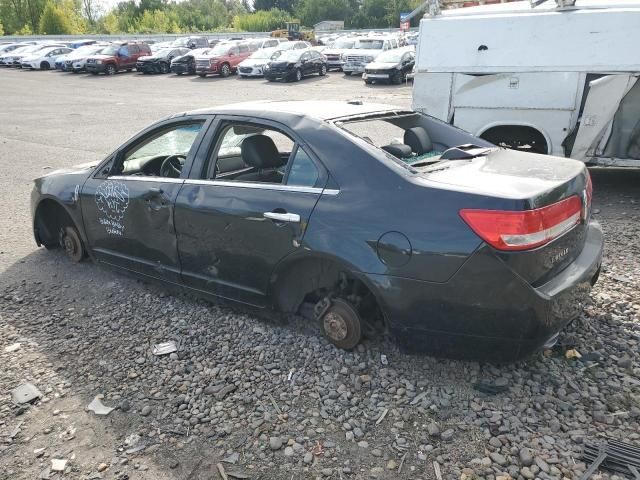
[412, 0, 640, 167]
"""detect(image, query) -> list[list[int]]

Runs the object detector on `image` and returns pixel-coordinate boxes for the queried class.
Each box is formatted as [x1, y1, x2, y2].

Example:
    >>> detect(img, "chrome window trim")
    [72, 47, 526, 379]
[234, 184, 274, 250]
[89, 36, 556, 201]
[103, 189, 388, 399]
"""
[108, 175, 185, 184]
[183, 179, 339, 195]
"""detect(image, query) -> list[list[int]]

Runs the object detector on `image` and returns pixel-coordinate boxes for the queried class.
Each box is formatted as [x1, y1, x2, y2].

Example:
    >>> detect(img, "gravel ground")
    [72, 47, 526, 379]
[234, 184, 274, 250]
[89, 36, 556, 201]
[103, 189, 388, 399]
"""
[0, 68, 639, 480]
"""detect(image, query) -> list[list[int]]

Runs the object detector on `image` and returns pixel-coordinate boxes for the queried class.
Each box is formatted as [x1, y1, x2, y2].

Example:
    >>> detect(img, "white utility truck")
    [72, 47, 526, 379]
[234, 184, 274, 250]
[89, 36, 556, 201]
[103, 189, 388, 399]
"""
[412, 0, 640, 167]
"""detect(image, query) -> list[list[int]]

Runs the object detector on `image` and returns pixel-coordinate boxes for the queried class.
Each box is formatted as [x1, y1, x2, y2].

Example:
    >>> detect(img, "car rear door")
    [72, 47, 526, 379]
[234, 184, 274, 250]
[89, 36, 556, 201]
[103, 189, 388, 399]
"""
[80, 117, 210, 282]
[174, 116, 328, 306]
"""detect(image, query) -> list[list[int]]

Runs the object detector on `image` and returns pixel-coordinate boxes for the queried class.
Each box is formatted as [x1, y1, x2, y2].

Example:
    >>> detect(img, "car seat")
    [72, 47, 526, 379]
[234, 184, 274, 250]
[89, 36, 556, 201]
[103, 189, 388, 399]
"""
[235, 135, 286, 183]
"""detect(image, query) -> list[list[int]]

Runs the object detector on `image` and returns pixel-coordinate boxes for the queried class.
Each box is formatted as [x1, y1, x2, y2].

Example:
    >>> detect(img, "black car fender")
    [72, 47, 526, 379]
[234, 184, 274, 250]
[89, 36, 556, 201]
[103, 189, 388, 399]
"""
[31, 172, 91, 249]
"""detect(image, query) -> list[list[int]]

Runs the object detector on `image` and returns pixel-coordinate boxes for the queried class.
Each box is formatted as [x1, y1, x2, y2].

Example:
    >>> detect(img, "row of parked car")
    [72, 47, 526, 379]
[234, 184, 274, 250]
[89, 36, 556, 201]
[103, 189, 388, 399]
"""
[0, 33, 416, 85]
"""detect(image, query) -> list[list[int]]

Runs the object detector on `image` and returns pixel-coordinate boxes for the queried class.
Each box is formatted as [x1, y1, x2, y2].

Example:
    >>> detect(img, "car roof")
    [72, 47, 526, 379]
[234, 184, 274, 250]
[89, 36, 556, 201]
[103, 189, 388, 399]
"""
[187, 100, 408, 122]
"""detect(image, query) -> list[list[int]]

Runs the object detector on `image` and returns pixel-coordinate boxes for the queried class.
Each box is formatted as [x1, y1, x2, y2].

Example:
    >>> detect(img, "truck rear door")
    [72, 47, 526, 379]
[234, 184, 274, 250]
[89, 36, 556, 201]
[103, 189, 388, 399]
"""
[569, 74, 638, 159]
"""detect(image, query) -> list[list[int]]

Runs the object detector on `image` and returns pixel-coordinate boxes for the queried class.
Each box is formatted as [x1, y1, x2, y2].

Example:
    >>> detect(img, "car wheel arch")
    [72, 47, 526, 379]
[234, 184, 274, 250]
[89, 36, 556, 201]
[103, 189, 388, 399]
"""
[268, 253, 388, 329]
[478, 123, 551, 155]
[33, 198, 84, 249]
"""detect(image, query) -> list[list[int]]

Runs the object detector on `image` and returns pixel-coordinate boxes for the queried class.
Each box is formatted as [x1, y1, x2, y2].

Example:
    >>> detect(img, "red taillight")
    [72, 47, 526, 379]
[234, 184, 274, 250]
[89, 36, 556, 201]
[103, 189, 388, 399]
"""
[460, 195, 582, 251]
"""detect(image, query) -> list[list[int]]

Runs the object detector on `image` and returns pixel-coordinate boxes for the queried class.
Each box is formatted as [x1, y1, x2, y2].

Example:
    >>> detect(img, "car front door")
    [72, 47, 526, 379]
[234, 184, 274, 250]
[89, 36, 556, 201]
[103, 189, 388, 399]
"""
[300, 52, 313, 75]
[174, 117, 328, 306]
[80, 118, 209, 282]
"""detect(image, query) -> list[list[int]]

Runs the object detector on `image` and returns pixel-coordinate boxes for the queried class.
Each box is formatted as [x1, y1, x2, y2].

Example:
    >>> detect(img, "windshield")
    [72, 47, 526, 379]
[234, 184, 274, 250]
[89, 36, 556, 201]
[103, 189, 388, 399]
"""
[100, 46, 118, 55]
[72, 45, 101, 56]
[190, 48, 210, 56]
[250, 49, 275, 60]
[278, 42, 298, 51]
[277, 50, 302, 62]
[355, 39, 384, 50]
[375, 49, 405, 63]
[154, 48, 173, 57]
[208, 44, 230, 56]
[172, 37, 190, 47]
[333, 38, 356, 49]
[15, 45, 40, 54]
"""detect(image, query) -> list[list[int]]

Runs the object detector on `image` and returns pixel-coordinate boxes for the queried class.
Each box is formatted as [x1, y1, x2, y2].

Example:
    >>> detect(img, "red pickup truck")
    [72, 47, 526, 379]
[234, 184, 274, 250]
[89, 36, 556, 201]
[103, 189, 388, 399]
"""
[195, 42, 252, 78]
[86, 41, 151, 75]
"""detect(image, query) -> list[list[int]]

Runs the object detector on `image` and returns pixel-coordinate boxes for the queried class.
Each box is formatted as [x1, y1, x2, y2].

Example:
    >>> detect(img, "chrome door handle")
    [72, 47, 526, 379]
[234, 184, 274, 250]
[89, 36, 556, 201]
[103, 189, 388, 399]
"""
[264, 212, 300, 223]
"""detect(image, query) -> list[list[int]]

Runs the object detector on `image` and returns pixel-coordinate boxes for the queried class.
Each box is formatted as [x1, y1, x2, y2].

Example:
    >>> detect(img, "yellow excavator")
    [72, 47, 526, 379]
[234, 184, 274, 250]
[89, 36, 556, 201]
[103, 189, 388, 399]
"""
[271, 20, 315, 43]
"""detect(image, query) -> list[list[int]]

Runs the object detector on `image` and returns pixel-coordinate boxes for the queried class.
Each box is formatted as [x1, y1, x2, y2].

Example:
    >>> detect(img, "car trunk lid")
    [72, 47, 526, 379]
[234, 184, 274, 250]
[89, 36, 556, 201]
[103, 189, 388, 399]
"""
[415, 148, 593, 285]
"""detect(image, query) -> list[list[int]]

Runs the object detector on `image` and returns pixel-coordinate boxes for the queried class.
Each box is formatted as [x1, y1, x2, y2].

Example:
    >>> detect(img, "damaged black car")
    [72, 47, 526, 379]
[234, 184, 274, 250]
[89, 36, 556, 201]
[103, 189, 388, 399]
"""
[30, 100, 603, 362]
[136, 47, 190, 74]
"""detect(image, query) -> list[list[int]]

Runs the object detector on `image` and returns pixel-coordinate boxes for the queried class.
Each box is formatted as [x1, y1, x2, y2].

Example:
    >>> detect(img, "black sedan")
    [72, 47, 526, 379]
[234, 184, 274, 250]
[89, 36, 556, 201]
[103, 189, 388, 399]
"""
[170, 48, 210, 75]
[30, 101, 602, 362]
[136, 47, 190, 74]
[363, 47, 415, 85]
[264, 49, 327, 82]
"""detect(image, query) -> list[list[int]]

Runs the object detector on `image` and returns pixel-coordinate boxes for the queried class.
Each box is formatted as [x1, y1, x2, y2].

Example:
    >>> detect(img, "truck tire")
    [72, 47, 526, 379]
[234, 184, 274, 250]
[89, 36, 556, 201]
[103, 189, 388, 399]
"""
[105, 64, 116, 76]
[220, 63, 231, 77]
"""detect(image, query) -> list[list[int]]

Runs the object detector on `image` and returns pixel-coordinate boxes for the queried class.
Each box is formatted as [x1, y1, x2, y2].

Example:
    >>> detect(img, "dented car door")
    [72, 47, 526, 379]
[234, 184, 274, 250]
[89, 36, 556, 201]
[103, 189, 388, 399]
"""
[174, 116, 328, 306]
[80, 120, 208, 282]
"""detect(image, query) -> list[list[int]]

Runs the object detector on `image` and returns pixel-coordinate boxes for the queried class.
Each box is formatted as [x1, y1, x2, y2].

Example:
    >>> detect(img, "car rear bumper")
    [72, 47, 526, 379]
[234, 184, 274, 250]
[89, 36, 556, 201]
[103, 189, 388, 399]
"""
[367, 220, 603, 362]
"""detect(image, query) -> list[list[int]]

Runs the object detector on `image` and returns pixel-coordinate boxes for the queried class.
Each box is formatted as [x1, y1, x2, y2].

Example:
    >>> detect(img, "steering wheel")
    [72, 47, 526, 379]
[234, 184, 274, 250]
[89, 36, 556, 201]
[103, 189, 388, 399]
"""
[160, 154, 186, 178]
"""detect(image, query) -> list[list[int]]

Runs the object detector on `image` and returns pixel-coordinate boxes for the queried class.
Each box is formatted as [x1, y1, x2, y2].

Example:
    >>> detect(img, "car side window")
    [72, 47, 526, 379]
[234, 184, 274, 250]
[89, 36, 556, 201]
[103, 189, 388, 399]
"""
[286, 147, 319, 187]
[301, 52, 310, 61]
[239, 44, 249, 54]
[208, 123, 297, 185]
[266, 40, 277, 47]
[113, 122, 204, 178]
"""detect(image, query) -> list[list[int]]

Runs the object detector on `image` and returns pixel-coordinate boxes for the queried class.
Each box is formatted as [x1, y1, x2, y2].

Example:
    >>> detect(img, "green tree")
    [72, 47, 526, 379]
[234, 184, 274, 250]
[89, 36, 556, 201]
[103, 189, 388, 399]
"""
[99, 11, 120, 33]
[233, 8, 290, 31]
[39, 1, 71, 33]
[0, 0, 47, 34]
[0, 22, 4, 35]
[296, 0, 353, 27]
[173, 0, 230, 31]
[254, 0, 296, 13]
[136, 9, 180, 33]
[17, 23, 34, 34]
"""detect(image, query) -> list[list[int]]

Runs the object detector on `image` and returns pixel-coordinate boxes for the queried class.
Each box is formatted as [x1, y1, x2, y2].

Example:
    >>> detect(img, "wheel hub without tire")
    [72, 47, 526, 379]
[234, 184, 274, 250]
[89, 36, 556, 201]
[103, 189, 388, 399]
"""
[324, 311, 348, 341]
[63, 235, 77, 256]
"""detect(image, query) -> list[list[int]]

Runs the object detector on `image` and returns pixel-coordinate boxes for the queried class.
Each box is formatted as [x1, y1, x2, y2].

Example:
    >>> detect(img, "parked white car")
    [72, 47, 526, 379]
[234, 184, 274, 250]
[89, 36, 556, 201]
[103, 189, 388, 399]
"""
[249, 37, 289, 51]
[21, 46, 73, 70]
[341, 36, 400, 75]
[57, 44, 109, 72]
[237, 47, 281, 77]
[278, 41, 312, 51]
[1, 43, 65, 67]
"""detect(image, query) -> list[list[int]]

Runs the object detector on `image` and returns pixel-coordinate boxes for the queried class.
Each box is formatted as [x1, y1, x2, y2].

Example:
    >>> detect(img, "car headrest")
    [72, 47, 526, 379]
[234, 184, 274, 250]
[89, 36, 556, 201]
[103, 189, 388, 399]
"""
[241, 135, 283, 169]
[381, 143, 413, 158]
[404, 127, 433, 155]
